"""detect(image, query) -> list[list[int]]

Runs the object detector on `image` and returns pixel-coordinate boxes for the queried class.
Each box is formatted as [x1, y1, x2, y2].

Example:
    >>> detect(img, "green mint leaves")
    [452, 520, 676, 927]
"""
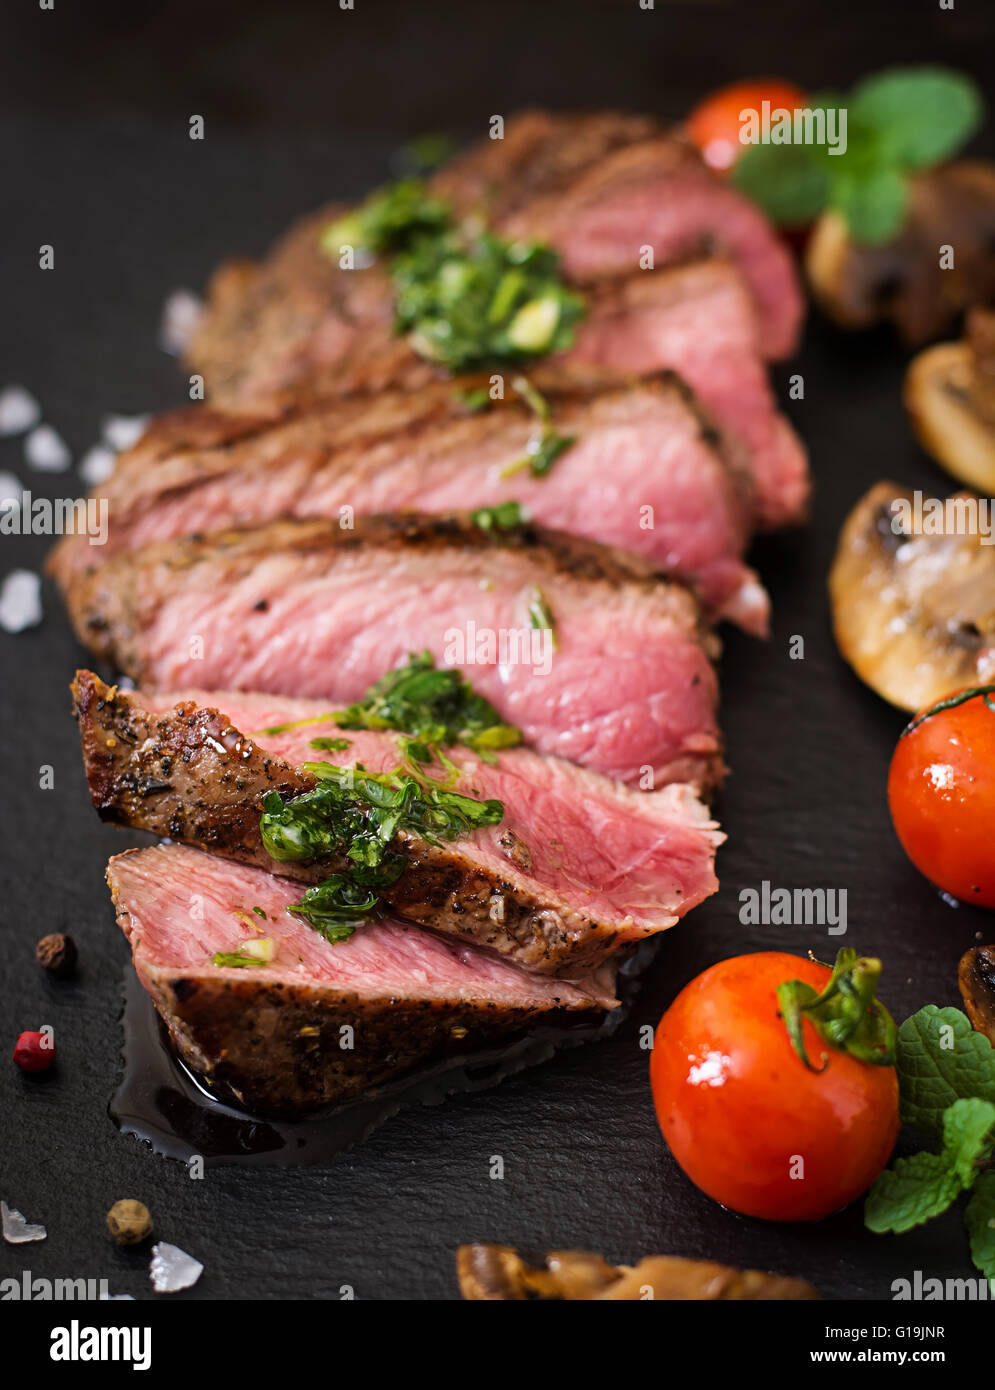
[896, 1005, 995, 1132]
[865, 1005, 995, 1284]
[734, 66, 984, 244]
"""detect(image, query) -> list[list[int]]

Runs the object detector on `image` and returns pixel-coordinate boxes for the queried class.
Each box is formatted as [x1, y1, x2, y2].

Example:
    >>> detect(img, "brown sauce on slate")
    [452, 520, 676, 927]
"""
[110, 944, 657, 1167]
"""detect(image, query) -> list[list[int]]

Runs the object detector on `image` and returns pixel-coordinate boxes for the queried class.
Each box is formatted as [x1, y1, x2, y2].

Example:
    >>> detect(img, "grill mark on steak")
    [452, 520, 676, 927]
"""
[73, 671, 722, 977]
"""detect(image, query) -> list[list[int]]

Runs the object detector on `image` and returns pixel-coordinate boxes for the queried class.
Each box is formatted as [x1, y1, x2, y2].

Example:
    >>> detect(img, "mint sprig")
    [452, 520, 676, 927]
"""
[896, 1005, 995, 1133]
[865, 1005, 995, 1285]
[734, 66, 984, 244]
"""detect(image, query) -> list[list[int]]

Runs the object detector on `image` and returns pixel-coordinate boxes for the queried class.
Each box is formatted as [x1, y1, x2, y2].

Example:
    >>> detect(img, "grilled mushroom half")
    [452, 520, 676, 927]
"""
[829, 481, 995, 712]
[905, 308, 995, 495]
[456, 1244, 816, 1301]
[805, 161, 995, 346]
[959, 946, 995, 1047]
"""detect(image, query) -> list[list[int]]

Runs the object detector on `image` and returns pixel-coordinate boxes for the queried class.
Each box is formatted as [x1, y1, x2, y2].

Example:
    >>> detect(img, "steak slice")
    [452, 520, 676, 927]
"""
[168, 262, 808, 533]
[74, 671, 723, 976]
[50, 372, 768, 633]
[187, 112, 801, 410]
[108, 843, 609, 1117]
[63, 515, 726, 788]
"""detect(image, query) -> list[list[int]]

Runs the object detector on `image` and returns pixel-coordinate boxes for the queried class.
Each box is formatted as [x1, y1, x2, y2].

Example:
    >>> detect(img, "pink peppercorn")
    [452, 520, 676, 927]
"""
[13, 1031, 55, 1072]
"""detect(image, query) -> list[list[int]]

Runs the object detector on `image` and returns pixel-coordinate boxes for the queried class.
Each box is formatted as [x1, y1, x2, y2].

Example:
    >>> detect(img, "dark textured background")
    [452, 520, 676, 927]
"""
[1, 0, 993, 1302]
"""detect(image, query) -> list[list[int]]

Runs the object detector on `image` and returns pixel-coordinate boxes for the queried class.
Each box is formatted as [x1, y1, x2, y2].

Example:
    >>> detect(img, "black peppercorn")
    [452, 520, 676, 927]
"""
[35, 933, 78, 978]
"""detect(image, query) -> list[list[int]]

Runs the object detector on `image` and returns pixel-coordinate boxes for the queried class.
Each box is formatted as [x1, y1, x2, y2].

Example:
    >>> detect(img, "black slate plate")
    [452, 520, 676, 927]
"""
[1, 0, 993, 1302]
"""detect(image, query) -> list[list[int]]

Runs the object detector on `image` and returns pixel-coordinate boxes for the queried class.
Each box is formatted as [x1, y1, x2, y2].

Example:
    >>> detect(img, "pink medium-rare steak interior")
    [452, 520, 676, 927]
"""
[565, 261, 808, 529]
[65, 517, 727, 789]
[111, 844, 612, 1009]
[52, 375, 765, 632]
[139, 685, 724, 933]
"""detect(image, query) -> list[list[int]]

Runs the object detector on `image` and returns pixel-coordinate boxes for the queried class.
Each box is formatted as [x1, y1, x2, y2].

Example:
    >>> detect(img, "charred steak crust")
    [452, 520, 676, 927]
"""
[108, 845, 600, 1118]
[73, 672, 689, 975]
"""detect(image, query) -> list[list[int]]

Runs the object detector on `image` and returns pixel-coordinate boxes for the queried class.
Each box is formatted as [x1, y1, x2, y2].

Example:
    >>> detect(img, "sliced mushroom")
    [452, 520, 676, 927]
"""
[829, 481, 995, 712]
[456, 1244, 817, 1301]
[805, 161, 995, 346]
[905, 310, 995, 494]
[958, 946, 995, 1046]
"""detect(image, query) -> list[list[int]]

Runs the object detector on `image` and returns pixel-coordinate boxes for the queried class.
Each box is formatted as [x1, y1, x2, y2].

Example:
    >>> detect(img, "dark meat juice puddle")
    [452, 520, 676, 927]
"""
[110, 946, 656, 1168]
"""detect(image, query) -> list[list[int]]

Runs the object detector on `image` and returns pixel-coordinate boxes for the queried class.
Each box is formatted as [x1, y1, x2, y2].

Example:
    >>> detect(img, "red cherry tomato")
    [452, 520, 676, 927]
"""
[888, 686, 995, 908]
[687, 79, 810, 173]
[650, 952, 899, 1222]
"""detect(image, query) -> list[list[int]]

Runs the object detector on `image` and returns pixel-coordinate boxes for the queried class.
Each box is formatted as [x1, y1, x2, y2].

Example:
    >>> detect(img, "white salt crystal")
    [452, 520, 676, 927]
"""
[25, 424, 71, 472]
[0, 471, 22, 510]
[2, 1200, 47, 1244]
[0, 386, 41, 436]
[149, 1242, 203, 1293]
[101, 414, 149, 452]
[79, 444, 117, 486]
[0, 570, 42, 633]
[159, 289, 203, 356]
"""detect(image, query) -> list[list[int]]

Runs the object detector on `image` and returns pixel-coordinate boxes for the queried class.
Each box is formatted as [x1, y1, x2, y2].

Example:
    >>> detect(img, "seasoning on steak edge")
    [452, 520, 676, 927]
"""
[108, 843, 611, 1117]
[51, 376, 770, 636]
[187, 111, 803, 413]
[74, 671, 723, 978]
[64, 515, 727, 789]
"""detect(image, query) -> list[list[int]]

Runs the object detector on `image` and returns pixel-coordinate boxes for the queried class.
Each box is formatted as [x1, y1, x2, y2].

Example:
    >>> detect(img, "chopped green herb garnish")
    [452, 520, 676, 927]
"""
[259, 758, 504, 941]
[499, 376, 577, 479]
[332, 652, 521, 761]
[310, 736, 352, 752]
[212, 950, 266, 969]
[394, 231, 584, 371]
[252, 906, 267, 918]
[471, 500, 526, 531]
[454, 386, 492, 413]
[321, 179, 451, 258]
[527, 589, 556, 645]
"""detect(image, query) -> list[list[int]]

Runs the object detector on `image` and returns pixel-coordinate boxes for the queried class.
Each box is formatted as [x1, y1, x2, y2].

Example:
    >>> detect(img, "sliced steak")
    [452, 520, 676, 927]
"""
[74, 671, 723, 976]
[50, 373, 768, 633]
[64, 515, 726, 788]
[108, 843, 609, 1117]
[188, 112, 801, 410]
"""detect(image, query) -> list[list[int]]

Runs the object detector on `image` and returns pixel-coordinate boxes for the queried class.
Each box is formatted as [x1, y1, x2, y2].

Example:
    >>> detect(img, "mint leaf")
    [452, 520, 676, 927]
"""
[865, 1151, 965, 1234]
[732, 142, 830, 227]
[943, 1097, 995, 1185]
[829, 166, 908, 245]
[897, 1006, 995, 1134]
[851, 66, 984, 170]
[965, 1172, 995, 1283]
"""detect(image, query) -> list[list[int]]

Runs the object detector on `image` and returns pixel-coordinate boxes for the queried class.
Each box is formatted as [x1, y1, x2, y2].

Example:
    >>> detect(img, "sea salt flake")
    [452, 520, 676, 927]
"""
[0, 569, 43, 633]
[159, 289, 203, 356]
[102, 414, 150, 452]
[25, 424, 71, 472]
[0, 386, 41, 436]
[79, 444, 116, 486]
[2, 1200, 47, 1244]
[149, 1242, 203, 1293]
[0, 471, 22, 509]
